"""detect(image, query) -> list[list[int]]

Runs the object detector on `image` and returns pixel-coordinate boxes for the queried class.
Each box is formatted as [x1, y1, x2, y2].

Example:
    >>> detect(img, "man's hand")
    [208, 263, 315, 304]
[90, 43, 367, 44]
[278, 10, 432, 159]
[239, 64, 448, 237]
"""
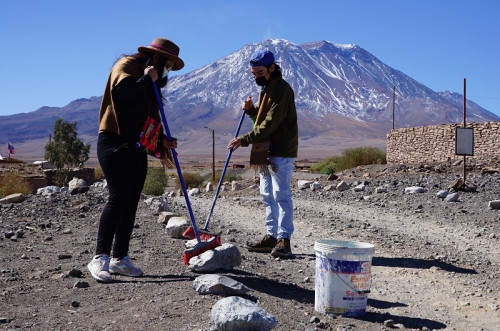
[241, 96, 253, 110]
[227, 138, 242, 151]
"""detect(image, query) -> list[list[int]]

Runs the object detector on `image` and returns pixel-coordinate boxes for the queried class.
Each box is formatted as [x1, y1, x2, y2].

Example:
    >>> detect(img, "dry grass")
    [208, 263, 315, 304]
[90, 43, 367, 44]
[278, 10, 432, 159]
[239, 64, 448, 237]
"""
[0, 171, 32, 198]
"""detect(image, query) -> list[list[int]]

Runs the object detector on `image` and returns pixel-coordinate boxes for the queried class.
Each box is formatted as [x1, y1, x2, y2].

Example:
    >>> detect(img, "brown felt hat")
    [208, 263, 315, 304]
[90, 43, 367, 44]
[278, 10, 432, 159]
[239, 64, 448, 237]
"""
[138, 38, 184, 71]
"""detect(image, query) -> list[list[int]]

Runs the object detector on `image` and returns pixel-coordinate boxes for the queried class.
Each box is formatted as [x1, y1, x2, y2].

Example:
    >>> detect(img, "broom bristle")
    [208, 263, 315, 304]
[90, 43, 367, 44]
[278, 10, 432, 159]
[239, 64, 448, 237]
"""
[182, 227, 219, 241]
[182, 227, 196, 239]
[182, 236, 222, 265]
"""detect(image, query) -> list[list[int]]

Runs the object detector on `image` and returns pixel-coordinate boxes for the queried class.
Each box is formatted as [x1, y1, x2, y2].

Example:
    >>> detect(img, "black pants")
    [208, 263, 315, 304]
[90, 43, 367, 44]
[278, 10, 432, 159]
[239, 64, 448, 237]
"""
[95, 132, 147, 258]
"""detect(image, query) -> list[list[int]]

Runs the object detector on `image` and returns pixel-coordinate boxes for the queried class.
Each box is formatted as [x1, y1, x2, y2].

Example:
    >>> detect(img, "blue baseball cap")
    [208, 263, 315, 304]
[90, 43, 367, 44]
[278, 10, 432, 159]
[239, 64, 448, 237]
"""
[249, 50, 275, 67]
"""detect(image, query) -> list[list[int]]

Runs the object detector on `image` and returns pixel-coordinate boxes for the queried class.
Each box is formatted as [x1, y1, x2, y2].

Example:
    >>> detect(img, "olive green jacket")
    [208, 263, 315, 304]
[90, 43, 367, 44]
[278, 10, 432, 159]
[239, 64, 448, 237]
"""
[239, 77, 298, 158]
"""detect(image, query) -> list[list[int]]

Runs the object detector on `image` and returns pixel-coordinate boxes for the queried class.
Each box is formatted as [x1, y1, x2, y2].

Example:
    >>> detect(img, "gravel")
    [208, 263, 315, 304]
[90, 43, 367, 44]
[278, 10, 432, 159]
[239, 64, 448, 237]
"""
[0, 159, 499, 330]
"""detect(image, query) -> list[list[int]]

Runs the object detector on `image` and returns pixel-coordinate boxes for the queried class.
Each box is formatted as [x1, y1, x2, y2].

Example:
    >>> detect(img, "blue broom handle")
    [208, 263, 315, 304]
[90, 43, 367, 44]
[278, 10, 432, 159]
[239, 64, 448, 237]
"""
[203, 109, 246, 230]
[152, 82, 201, 243]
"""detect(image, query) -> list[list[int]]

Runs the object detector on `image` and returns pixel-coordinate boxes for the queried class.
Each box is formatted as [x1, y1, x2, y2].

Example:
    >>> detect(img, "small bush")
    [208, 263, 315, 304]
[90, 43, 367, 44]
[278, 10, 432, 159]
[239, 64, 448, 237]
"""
[175, 171, 204, 189]
[310, 147, 386, 174]
[142, 167, 168, 196]
[337, 147, 386, 171]
[94, 167, 105, 180]
[0, 171, 32, 198]
[309, 156, 342, 175]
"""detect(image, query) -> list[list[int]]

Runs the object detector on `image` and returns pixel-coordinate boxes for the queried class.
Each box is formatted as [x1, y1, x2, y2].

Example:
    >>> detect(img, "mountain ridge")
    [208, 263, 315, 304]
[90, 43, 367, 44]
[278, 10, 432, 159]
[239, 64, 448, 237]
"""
[1, 39, 498, 159]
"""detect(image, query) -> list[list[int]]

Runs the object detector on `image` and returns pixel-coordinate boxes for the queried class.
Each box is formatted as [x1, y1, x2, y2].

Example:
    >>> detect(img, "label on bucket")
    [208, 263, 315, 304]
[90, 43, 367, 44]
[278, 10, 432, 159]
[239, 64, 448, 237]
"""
[315, 254, 372, 317]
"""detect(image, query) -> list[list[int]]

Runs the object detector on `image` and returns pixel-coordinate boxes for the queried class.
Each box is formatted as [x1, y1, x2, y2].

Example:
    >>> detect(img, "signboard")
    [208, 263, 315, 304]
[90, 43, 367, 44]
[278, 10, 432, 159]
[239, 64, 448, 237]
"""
[455, 127, 474, 156]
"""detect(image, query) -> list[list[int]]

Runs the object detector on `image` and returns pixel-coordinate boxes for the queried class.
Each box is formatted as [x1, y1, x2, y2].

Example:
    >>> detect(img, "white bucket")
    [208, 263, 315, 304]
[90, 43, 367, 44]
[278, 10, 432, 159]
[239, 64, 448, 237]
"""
[314, 239, 375, 317]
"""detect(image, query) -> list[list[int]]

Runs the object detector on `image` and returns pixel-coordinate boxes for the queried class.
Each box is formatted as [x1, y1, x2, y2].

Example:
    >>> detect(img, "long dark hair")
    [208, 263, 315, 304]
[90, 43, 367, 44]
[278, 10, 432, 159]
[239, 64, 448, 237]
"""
[113, 52, 148, 67]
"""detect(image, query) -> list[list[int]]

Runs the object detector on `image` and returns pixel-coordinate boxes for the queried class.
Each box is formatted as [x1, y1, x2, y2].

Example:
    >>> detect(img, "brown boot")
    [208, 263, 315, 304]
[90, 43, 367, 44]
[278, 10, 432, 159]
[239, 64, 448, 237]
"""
[271, 238, 292, 258]
[245, 234, 277, 252]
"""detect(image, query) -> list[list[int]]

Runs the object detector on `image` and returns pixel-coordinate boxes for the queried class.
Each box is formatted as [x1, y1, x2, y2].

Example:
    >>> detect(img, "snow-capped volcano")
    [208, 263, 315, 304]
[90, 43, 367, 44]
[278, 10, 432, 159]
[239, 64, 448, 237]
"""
[163, 39, 498, 133]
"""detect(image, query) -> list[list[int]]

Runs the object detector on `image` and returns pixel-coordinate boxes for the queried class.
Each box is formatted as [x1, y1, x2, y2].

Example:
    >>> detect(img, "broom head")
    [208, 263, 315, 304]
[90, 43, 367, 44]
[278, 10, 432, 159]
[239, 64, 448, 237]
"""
[182, 235, 222, 265]
[182, 227, 219, 241]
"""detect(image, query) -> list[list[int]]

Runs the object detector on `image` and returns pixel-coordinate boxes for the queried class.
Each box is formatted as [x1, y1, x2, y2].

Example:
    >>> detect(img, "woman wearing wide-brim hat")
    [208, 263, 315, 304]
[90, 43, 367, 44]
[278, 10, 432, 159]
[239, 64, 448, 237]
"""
[88, 38, 184, 283]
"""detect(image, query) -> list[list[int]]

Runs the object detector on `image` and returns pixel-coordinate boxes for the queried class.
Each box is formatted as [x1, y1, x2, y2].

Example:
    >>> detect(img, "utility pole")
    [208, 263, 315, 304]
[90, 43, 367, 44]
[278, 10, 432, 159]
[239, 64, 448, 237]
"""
[463, 78, 467, 187]
[204, 126, 215, 182]
[392, 86, 396, 130]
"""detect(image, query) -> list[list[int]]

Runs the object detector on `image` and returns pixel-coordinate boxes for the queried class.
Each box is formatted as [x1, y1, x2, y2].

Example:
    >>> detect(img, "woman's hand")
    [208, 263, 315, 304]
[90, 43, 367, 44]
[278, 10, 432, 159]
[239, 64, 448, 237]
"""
[145, 66, 158, 82]
[162, 136, 177, 149]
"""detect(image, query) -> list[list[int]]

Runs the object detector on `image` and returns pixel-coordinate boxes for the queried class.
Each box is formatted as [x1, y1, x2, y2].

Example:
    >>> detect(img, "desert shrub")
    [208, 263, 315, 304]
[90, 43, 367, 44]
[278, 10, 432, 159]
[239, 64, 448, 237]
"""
[94, 167, 105, 180]
[142, 167, 168, 196]
[175, 171, 204, 189]
[310, 147, 386, 174]
[309, 156, 342, 175]
[337, 147, 386, 171]
[210, 171, 243, 184]
[0, 171, 32, 198]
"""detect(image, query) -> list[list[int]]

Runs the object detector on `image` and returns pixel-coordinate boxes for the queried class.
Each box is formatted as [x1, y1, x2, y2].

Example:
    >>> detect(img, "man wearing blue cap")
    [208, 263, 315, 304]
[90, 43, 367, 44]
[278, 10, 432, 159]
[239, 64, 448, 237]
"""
[227, 49, 298, 258]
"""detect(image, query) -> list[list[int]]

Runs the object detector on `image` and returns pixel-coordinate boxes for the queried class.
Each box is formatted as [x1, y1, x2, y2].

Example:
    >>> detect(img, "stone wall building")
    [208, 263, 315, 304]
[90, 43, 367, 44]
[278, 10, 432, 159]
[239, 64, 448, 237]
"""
[386, 121, 500, 164]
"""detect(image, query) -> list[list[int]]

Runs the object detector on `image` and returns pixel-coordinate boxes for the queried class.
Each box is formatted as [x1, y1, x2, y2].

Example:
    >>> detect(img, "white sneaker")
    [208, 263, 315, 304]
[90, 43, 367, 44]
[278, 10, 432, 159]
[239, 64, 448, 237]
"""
[87, 254, 112, 282]
[109, 256, 143, 277]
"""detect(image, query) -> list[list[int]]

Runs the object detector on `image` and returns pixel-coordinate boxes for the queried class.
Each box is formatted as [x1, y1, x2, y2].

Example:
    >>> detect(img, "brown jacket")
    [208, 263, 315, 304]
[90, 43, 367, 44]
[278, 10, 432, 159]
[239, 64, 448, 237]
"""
[98, 56, 155, 144]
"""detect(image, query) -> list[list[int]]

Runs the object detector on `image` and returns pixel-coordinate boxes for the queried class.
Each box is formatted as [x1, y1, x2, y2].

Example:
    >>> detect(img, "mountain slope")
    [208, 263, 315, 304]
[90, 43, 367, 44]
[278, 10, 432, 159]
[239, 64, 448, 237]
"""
[1, 39, 498, 159]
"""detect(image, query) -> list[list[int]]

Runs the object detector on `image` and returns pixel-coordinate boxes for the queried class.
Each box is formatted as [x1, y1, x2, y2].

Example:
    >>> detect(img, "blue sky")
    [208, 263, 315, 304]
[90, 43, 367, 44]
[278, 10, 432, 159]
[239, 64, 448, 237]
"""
[1, 0, 499, 117]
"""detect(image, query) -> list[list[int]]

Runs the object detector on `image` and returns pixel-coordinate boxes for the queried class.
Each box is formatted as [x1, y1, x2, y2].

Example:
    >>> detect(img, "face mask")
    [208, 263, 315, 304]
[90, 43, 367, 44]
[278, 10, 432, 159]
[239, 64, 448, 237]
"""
[162, 67, 170, 79]
[255, 76, 269, 86]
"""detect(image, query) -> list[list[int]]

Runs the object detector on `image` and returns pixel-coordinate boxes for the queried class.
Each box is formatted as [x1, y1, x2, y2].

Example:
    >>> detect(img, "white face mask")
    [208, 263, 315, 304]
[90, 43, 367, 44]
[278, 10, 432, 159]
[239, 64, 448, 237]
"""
[162, 68, 170, 79]
[163, 61, 174, 78]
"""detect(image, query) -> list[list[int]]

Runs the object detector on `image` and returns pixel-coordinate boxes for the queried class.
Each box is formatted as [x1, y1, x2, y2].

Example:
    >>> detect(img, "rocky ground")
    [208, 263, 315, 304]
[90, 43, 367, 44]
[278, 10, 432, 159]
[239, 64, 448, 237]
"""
[1, 158, 500, 330]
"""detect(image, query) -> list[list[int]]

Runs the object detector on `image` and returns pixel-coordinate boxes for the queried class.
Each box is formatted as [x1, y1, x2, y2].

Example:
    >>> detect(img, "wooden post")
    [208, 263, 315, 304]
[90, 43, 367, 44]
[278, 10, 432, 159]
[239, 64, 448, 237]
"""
[463, 78, 466, 187]
[211, 129, 215, 183]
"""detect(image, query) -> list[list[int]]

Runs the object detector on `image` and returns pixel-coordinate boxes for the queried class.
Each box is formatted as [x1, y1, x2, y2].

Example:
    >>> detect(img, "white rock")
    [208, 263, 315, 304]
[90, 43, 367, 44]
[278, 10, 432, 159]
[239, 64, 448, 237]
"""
[157, 211, 179, 224]
[436, 190, 449, 199]
[405, 186, 426, 194]
[297, 180, 312, 190]
[0, 193, 25, 204]
[488, 200, 500, 209]
[37, 186, 61, 196]
[193, 274, 250, 295]
[188, 188, 200, 196]
[323, 185, 335, 191]
[68, 178, 87, 190]
[336, 181, 350, 192]
[310, 181, 322, 191]
[353, 184, 366, 192]
[188, 243, 241, 272]
[164, 217, 189, 238]
[444, 192, 460, 202]
[375, 186, 388, 193]
[205, 182, 213, 192]
[210, 296, 277, 331]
